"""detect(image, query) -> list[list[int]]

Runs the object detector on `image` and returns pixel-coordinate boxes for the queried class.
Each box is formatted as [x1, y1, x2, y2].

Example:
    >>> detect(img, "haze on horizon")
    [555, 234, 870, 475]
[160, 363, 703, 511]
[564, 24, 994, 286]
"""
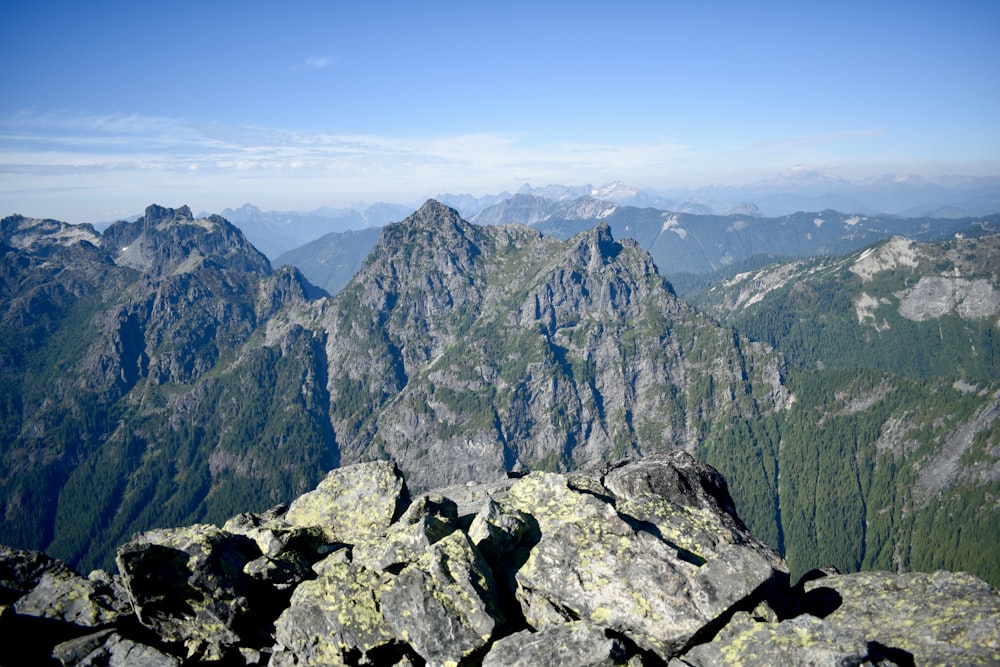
[2, 0, 998, 224]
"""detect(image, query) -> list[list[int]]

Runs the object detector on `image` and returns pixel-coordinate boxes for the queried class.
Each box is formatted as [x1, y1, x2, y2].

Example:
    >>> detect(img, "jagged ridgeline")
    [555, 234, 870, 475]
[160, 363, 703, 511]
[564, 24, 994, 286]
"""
[0, 201, 788, 574]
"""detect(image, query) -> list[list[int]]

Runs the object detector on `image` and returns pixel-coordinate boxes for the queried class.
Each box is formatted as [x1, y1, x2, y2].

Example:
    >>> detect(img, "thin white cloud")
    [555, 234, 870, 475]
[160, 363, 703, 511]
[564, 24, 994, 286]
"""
[0, 112, 693, 187]
[0, 110, 989, 223]
[302, 55, 334, 69]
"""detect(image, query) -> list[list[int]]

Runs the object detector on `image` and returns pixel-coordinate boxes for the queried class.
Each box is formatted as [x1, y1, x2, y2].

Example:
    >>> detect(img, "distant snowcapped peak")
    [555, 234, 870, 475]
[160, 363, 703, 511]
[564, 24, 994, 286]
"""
[592, 181, 641, 199]
[777, 165, 841, 183]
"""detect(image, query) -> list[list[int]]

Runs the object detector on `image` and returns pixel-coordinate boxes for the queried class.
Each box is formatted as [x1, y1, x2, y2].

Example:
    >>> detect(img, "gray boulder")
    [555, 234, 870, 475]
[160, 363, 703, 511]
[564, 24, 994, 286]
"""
[52, 629, 181, 667]
[673, 612, 870, 667]
[223, 506, 327, 560]
[500, 464, 787, 659]
[380, 531, 505, 665]
[803, 570, 1000, 666]
[270, 560, 398, 666]
[115, 523, 260, 661]
[284, 460, 410, 546]
[481, 621, 632, 667]
[352, 493, 459, 571]
[0, 544, 72, 603]
[14, 567, 129, 627]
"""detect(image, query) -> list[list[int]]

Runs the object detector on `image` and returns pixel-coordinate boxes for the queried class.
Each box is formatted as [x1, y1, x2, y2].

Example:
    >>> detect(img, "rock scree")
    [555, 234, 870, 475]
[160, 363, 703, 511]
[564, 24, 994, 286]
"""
[1, 453, 998, 666]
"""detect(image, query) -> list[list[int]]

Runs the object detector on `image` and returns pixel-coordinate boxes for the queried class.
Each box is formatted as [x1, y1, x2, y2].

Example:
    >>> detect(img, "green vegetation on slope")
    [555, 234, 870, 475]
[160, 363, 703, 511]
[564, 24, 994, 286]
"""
[688, 234, 1000, 586]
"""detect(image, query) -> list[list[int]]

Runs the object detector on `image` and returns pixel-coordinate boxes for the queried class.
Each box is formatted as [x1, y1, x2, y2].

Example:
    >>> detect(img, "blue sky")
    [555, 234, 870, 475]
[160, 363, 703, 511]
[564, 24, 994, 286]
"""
[2, 0, 998, 222]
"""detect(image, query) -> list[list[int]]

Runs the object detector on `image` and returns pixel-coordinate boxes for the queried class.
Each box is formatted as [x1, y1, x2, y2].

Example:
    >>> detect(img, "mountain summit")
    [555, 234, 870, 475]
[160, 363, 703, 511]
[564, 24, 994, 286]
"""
[316, 201, 789, 491]
[0, 201, 787, 573]
[101, 204, 272, 278]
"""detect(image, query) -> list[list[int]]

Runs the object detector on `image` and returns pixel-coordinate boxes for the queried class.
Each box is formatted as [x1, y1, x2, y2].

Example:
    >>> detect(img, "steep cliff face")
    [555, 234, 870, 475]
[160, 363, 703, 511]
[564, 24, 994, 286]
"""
[318, 201, 788, 491]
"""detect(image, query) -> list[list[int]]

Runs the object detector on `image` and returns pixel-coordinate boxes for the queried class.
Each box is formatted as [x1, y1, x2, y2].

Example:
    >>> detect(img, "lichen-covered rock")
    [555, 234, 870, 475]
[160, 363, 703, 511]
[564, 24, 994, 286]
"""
[604, 454, 784, 571]
[602, 452, 740, 519]
[803, 570, 1000, 665]
[52, 629, 181, 667]
[352, 493, 459, 571]
[223, 507, 339, 592]
[2, 458, 997, 667]
[431, 477, 515, 524]
[380, 530, 505, 665]
[467, 498, 538, 564]
[13, 567, 129, 627]
[481, 621, 631, 667]
[242, 551, 315, 591]
[115, 523, 260, 660]
[0, 545, 72, 604]
[284, 460, 410, 546]
[673, 612, 870, 666]
[223, 507, 326, 560]
[271, 560, 398, 666]
[502, 467, 786, 659]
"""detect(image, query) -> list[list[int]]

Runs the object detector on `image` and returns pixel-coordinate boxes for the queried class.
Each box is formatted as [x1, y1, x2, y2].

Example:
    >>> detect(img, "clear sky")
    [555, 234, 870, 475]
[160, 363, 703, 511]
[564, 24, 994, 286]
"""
[2, 0, 998, 222]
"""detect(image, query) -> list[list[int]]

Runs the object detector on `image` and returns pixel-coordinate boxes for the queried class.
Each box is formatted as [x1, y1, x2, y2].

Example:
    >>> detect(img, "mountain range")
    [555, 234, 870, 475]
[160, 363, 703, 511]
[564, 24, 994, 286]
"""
[687, 233, 1000, 583]
[438, 172, 1000, 219]
[0, 201, 784, 575]
[89, 173, 998, 265]
[273, 193, 1000, 296]
[1, 200, 997, 594]
[215, 202, 412, 259]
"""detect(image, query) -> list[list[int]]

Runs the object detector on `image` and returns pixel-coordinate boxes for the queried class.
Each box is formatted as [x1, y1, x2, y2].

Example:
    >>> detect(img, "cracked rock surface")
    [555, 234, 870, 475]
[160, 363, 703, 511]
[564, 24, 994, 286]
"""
[1, 456, 997, 666]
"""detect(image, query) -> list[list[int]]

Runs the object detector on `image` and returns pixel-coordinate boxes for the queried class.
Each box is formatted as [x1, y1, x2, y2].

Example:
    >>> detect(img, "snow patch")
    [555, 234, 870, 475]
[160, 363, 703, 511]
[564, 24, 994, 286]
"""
[813, 217, 824, 227]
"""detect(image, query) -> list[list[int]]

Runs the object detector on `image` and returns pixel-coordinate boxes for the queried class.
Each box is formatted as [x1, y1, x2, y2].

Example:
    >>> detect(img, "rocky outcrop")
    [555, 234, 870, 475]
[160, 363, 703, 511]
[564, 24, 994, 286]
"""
[2, 456, 996, 666]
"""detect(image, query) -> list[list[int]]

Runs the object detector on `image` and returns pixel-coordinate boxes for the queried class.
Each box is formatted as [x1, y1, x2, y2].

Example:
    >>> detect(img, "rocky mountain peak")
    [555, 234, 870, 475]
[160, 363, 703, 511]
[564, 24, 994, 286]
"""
[470, 193, 554, 226]
[550, 196, 619, 220]
[724, 201, 764, 217]
[408, 198, 464, 228]
[319, 209, 787, 492]
[0, 214, 102, 252]
[565, 222, 622, 271]
[361, 199, 487, 294]
[143, 203, 193, 227]
[101, 204, 271, 278]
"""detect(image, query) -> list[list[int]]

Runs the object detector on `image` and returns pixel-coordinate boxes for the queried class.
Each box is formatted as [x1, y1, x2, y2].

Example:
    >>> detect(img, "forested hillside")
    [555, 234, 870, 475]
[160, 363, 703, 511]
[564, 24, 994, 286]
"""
[690, 233, 1000, 584]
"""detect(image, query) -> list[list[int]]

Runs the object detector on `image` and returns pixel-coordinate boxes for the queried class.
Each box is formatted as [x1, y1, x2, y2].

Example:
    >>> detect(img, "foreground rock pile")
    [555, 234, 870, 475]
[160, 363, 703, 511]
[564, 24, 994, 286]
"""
[1, 454, 998, 666]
